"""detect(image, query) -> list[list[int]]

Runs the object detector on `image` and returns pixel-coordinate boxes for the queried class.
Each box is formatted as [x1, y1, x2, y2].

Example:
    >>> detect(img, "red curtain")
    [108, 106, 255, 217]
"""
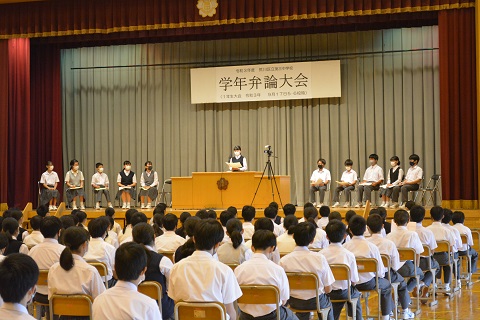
[0, 40, 8, 204]
[439, 8, 477, 201]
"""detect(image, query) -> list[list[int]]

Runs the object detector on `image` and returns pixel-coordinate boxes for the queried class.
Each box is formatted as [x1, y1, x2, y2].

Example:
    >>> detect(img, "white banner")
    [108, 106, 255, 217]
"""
[190, 60, 341, 104]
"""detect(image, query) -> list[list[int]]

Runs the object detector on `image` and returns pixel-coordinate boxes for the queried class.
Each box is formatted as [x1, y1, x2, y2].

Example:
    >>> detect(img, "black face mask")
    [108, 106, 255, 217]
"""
[318, 165, 323, 169]
[409, 161, 415, 167]
[147, 166, 153, 171]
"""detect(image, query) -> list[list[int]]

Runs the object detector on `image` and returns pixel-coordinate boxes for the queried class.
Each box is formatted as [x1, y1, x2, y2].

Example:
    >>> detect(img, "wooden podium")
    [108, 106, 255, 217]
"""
[171, 172, 290, 209]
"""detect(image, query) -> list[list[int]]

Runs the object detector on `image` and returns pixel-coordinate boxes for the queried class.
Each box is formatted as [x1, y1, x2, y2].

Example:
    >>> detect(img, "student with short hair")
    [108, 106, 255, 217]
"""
[264, 206, 284, 237]
[344, 216, 393, 320]
[276, 215, 298, 254]
[242, 205, 256, 240]
[92, 242, 161, 319]
[65, 159, 86, 210]
[169, 219, 242, 320]
[235, 230, 296, 320]
[39, 161, 60, 211]
[328, 211, 342, 222]
[105, 207, 122, 236]
[318, 206, 330, 228]
[280, 222, 334, 320]
[133, 222, 174, 320]
[8, 209, 28, 241]
[356, 154, 384, 208]
[391, 154, 423, 208]
[115, 160, 137, 209]
[174, 216, 201, 263]
[175, 211, 191, 238]
[92, 162, 113, 210]
[309, 158, 331, 207]
[283, 204, 296, 217]
[375, 207, 391, 234]
[322, 220, 362, 320]
[2, 218, 29, 255]
[0, 232, 8, 259]
[452, 211, 478, 273]
[332, 159, 357, 208]
[24, 216, 44, 247]
[269, 202, 283, 225]
[0, 254, 39, 320]
[244, 218, 281, 264]
[36, 204, 50, 218]
[155, 213, 187, 252]
[303, 207, 329, 249]
[364, 209, 386, 237]
[442, 209, 463, 258]
[217, 218, 248, 265]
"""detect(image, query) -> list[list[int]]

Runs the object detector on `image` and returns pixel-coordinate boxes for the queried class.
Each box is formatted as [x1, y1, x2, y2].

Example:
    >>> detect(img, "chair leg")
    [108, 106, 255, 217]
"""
[319, 307, 330, 320]
[391, 284, 398, 320]
[426, 268, 438, 307]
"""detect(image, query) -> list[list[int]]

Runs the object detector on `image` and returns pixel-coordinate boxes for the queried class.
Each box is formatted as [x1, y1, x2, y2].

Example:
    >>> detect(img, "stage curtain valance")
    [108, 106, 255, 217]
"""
[0, 0, 474, 40]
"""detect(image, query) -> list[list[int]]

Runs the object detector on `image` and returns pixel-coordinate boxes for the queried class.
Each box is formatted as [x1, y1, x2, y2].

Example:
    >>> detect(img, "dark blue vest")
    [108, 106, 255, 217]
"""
[231, 155, 244, 168]
[119, 170, 135, 185]
[145, 250, 174, 319]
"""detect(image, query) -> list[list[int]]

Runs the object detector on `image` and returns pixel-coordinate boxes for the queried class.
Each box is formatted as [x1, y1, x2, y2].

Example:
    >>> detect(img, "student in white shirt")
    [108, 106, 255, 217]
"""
[23, 216, 44, 248]
[242, 205, 256, 240]
[39, 161, 60, 211]
[138, 160, 159, 209]
[169, 219, 242, 320]
[235, 230, 297, 320]
[390, 154, 423, 208]
[302, 207, 329, 249]
[379, 156, 404, 208]
[228, 145, 248, 171]
[318, 206, 330, 228]
[276, 215, 298, 254]
[264, 206, 284, 237]
[332, 159, 357, 208]
[48, 227, 106, 302]
[92, 242, 161, 320]
[84, 217, 117, 287]
[155, 213, 187, 252]
[309, 158, 331, 207]
[217, 218, 249, 265]
[0, 254, 38, 320]
[118, 208, 137, 243]
[366, 214, 414, 319]
[220, 210, 237, 244]
[120, 212, 148, 245]
[441, 209, 463, 281]
[115, 160, 137, 209]
[344, 216, 393, 320]
[91, 162, 113, 209]
[356, 154, 384, 208]
[65, 159, 86, 210]
[244, 218, 281, 264]
[322, 220, 362, 320]
[2, 218, 29, 255]
[452, 211, 478, 273]
[280, 222, 335, 320]
[105, 216, 119, 249]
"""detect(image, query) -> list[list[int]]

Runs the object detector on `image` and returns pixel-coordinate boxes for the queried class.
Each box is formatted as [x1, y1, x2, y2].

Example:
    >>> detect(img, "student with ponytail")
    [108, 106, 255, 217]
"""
[2, 217, 29, 255]
[48, 227, 105, 305]
[217, 218, 248, 264]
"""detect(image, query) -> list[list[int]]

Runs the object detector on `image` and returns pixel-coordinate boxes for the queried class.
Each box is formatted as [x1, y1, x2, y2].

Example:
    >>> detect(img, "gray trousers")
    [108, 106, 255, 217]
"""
[94, 188, 111, 202]
[386, 269, 411, 309]
[357, 185, 380, 203]
[310, 185, 327, 203]
[332, 186, 355, 203]
[433, 252, 453, 284]
[397, 260, 433, 291]
[391, 184, 419, 203]
[239, 306, 298, 320]
[288, 294, 333, 320]
[327, 287, 362, 320]
[459, 248, 479, 273]
[356, 277, 393, 316]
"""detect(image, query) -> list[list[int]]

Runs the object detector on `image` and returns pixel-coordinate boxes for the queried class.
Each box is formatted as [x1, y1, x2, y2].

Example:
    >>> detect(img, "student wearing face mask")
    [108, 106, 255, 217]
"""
[379, 156, 404, 208]
[332, 159, 357, 208]
[40, 160, 60, 211]
[116, 160, 137, 209]
[138, 160, 159, 209]
[228, 145, 248, 171]
[65, 159, 86, 210]
[92, 162, 113, 210]
[390, 154, 423, 209]
[355, 154, 384, 208]
[309, 158, 331, 207]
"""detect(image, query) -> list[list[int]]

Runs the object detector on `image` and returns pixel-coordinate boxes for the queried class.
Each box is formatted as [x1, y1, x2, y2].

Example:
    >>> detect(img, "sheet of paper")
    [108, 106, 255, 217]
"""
[336, 181, 348, 186]
[69, 186, 82, 190]
[226, 162, 242, 169]
[380, 184, 394, 189]
[119, 186, 132, 190]
[359, 182, 372, 186]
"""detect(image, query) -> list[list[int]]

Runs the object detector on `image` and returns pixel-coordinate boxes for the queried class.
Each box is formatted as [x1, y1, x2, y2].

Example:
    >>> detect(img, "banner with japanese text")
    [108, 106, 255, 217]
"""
[190, 60, 341, 104]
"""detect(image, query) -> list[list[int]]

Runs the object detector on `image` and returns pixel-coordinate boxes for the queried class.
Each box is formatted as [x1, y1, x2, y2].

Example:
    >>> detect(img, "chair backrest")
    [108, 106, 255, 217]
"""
[88, 261, 109, 288]
[49, 294, 93, 318]
[432, 174, 441, 181]
[37, 269, 49, 286]
[310, 248, 322, 252]
[138, 281, 162, 313]
[238, 285, 280, 306]
[159, 250, 175, 263]
[421, 244, 432, 258]
[226, 263, 239, 271]
[174, 301, 226, 320]
[436, 240, 451, 254]
[355, 258, 379, 289]
[286, 272, 319, 295]
[472, 230, 480, 251]
[461, 234, 468, 245]
[279, 252, 289, 258]
[329, 264, 352, 301]
[397, 247, 416, 262]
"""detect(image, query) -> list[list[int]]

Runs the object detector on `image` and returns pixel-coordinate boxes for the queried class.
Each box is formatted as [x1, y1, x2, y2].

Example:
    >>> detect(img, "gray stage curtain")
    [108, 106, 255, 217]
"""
[61, 26, 440, 207]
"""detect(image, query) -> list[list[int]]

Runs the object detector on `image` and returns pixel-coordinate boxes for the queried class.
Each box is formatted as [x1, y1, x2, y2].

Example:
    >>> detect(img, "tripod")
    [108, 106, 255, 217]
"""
[251, 154, 283, 207]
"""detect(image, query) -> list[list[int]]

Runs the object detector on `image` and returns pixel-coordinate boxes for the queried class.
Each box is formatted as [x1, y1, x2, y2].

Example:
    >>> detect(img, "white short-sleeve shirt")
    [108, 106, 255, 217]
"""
[362, 164, 384, 182]
[0, 303, 36, 320]
[310, 168, 331, 184]
[28, 238, 65, 295]
[276, 233, 296, 254]
[367, 234, 402, 271]
[453, 223, 474, 251]
[343, 236, 386, 284]
[40, 171, 60, 186]
[320, 243, 359, 290]
[155, 231, 187, 252]
[340, 169, 358, 184]
[414, 223, 438, 251]
[83, 237, 116, 281]
[404, 165, 423, 183]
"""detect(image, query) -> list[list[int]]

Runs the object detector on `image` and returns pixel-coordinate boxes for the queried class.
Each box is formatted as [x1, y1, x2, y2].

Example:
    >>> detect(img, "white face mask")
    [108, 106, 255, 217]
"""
[73, 166, 79, 171]
[125, 165, 131, 171]
[369, 160, 375, 166]
[234, 151, 240, 156]
[98, 168, 104, 173]
[390, 161, 396, 167]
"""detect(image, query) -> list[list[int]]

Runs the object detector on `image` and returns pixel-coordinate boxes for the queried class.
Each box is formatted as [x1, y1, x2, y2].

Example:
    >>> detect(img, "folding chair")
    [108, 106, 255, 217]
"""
[174, 301, 226, 320]
[329, 264, 360, 320]
[138, 281, 163, 314]
[160, 179, 172, 207]
[238, 285, 281, 320]
[355, 258, 381, 320]
[420, 245, 438, 306]
[407, 176, 424, 204]
[286, 272, 331, 320]
[397, 248, 421, 316]
[88, 261, 109, 288]
[459, 234, 474, 287]
[417, 174, 441, 206]
[33, 270, 49, 319]
[381, 254, 399, 320]
[225, 263, 239, 271]
[435, 240, 460, 295]
[336, 185, 357, 208]
[159, 250, 175, 263]
[49, 294, 93, 319]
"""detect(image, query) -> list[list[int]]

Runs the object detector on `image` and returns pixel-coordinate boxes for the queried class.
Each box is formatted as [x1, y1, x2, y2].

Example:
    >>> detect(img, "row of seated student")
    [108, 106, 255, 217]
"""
[0, 201, 478, 320]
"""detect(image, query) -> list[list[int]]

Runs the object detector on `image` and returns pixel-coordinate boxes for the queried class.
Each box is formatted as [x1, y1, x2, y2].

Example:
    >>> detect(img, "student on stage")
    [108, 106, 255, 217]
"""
[91, 162, 113, 210]
[155, 213, 187, 252]
[332, 159, 357, 208]
[65, 159, 86, 210]
[217, 218, 249, 265]
[228, 145, 248, 171]
[92, 243, 161, 320]
[2, 218, 29, 255]
[138, 160, 159, 209]
[40, 161, 60, 211]
[24, 216, 44, 247]
[379, 156, 403, 208]
[116, 160, 137, 209]
[355, 154, 384, 208]
[309, 158, 331, 207]
[242, 205, 256, 240]
[390, 154, 422, 208]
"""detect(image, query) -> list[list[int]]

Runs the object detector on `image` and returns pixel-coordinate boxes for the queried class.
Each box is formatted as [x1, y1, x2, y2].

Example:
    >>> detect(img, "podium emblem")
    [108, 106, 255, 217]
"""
[217, 177, 228, 190]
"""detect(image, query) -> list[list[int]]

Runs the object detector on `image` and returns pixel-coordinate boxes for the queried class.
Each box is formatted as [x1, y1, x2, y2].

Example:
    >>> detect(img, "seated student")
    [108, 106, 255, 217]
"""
[364, 209, 386, 238]
[24, 216, 44, 247]
[118, 209, 138, 243]
[0, 232, 8, 260]
[120, 212, 147, 245]
[452, 211, 478, 273]
[174, 216, 201, 263]
[318, 206, 330, 229]
[138, 160, 159, 209]
[309, 158, 331, 207]
[105, 207, 122, 237]
[175, 212, 191, 238]
[91, 162, 113, 210]
[245, 218, 281, 264]
[386, 210, 432, 297]
[36, 204, 50, 218]
[355, 154, 384, 208]
[279, 222, 334, 320]
[169, 219, 242, 320]
[65, 159, 86, 210]
[150, 203, 168, 225]
[366, 214, 414, 319]
[8, 209, 29, 241]
[217, 218, 248, 265]
[276, 215, 298, 254]
[0, 254, 39, 320]
[73, 211, 87, 231]
[332, 159, 357, 208]
[84, 217, 116, 287]
[442, 209, 463, 265]
[208, 209, 218, 219]
[391, 154, 423, 208]
[328, 211, 342, 222]
[264, 206, 284, 237]
[376, 207, 391, 234]
[303, 207, 329, 249]
[220, 210, 237, 243]
[379, 156, 403, 208]
[92, 242, 161, 320]
[344, 216, 393, 320]
[133, 223, 174, 320]
[427, 206, 457, 291]
[39, 161, 60, 211]
[283, 203, 297, 218]
[321, 220, 362, 320]
[115, 160, 137, 210]
[48, 227, 105, 309]
[390, 201, 417, 233]
[235, 230, 297, 320]
[155, 213, 187, 252]
[269, 202, 283, 225]
[242, 205, 256, 240]
[2, 218, 29, 255]
[105, 216, 119, 249]
[153, 213, 165, 238]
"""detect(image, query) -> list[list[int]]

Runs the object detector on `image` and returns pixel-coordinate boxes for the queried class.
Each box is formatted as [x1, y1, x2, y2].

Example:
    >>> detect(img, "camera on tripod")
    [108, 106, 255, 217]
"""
[263, 145, 273, 157]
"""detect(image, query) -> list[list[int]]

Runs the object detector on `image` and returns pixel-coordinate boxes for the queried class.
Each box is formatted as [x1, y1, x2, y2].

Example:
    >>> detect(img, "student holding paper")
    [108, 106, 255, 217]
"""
[332, 159, 357, 208]
[138, 160, 159, 209]
[309, 158, 331, 207]
[116, 160, 137, 209]
[65, 159, 86, 210]
[92, 162, 113, 209]
[379, 156, 404, 208]
[355, 154, 384, 208]
[228, 145, 248, 171]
